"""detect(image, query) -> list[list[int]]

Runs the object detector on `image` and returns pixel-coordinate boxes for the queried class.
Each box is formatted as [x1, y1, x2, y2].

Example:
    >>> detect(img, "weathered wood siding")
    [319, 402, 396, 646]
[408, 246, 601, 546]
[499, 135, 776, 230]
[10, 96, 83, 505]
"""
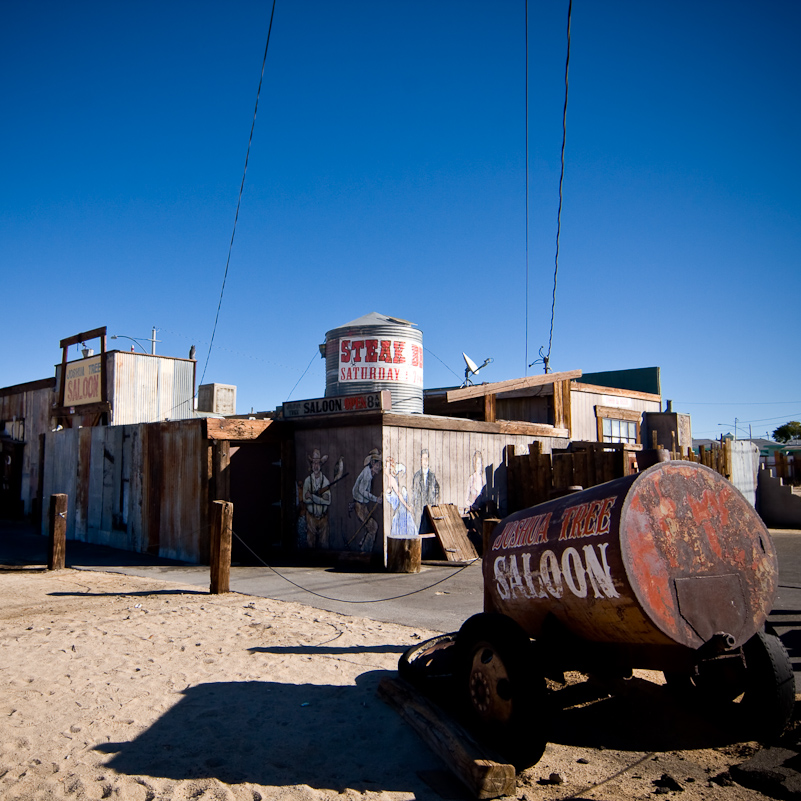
[42, 419, 208, 562]
[293, 423, 384, 552]
[495, 394, 551, 425]
[382, 420, 567, 521]
[0, 379, 55, 516]
[291, 413, 568, 560]
[570, 383, 662, 442]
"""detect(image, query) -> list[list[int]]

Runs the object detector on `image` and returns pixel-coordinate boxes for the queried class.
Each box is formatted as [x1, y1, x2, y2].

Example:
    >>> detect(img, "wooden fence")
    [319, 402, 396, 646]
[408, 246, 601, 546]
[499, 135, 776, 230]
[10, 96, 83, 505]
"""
[506, 438, 735, 514]
[774, 450, 801, 485]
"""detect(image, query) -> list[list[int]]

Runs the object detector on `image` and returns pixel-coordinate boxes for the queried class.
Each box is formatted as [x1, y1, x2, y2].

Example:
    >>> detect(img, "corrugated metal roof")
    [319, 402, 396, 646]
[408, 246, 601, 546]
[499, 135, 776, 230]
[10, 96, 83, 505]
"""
[327, 311, 416, 332]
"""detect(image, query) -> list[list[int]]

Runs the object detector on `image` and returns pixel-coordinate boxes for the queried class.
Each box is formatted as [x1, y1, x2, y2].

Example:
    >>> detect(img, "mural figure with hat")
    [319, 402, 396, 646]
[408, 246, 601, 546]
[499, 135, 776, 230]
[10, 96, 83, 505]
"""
[351, 448, 382, 550]
[303, 448, 331, 548]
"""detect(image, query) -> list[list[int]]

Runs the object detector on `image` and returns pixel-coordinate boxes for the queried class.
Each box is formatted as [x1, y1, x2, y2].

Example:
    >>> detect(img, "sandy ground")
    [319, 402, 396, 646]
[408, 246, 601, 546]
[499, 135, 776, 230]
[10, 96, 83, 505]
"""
[0, 567, 792, 801]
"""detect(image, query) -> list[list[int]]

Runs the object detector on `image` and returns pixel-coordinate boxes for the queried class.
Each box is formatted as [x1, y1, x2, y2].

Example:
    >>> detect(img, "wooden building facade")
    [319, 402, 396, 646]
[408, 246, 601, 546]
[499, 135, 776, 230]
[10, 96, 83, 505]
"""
[0, 378, 55, 519]
[39, 410, 570, 564]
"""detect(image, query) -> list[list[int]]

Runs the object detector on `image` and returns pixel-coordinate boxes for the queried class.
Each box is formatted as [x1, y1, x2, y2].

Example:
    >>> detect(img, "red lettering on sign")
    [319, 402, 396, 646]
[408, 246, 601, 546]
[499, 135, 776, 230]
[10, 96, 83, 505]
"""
[365, 339, 378, 362]
[559, 506, 581, 540]
[598, 497, 616, 535]
[341, 340, 351, 363]
[351, 340, 364, 363]
[392, 341, 405, 364]
[379, 340, 392, 363]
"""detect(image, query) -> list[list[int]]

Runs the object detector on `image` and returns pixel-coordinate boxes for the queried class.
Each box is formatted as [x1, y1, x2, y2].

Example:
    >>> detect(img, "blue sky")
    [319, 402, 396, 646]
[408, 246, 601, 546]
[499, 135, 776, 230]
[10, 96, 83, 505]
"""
[2, 0, 799, 440]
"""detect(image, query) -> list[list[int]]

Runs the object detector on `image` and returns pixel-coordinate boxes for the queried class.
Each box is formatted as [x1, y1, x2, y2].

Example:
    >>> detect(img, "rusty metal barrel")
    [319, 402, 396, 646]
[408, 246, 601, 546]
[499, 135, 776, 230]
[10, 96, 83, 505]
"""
[485, 461, 777, 651]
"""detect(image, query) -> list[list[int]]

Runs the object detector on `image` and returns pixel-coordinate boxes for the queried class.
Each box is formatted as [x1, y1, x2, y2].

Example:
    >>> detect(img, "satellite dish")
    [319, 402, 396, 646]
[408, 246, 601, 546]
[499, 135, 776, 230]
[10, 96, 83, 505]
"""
[462, 352, 494, 387]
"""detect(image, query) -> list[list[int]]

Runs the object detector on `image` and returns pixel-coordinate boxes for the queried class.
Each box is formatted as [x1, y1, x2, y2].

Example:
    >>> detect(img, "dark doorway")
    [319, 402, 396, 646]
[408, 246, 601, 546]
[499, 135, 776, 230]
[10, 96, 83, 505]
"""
[0, 439, 25, 519]
[228, 442, 282, 564]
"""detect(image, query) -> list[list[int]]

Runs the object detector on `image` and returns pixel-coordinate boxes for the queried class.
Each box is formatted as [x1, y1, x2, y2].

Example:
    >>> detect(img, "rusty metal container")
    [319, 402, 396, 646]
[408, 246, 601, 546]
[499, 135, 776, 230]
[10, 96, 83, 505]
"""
[485, 460, 777, 653]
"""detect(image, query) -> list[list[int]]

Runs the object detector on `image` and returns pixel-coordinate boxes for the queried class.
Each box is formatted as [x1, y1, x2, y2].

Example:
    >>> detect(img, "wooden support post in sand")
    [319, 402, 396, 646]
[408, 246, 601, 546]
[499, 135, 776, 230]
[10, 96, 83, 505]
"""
[378, 676, 515, 799]
[387, 536, 422, 573]
[210, 500, 233, 594]
[48, 493, 67, 570]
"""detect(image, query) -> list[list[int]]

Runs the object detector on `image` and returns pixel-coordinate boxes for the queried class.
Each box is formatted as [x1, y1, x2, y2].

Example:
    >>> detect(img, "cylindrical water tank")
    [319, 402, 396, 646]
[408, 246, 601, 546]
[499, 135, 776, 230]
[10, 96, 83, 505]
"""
[323, 312, 423, 414]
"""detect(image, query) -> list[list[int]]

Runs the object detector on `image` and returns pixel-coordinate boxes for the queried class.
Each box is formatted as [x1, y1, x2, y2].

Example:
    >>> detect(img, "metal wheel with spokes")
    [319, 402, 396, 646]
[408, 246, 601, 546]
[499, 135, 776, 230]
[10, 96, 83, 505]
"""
[455, 613, 547, 771]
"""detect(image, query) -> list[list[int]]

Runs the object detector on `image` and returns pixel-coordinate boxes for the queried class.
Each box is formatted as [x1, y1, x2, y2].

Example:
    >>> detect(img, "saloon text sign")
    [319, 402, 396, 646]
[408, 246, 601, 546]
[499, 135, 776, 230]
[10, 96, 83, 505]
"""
[64, 356, 103, 406]
[283, 391, 390, 419]
[338, 337, 423, 386]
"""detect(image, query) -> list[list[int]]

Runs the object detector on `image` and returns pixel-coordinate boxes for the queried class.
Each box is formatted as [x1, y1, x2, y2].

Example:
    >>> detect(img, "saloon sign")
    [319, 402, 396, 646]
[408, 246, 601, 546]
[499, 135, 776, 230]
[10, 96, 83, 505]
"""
[283, 391, 390, 419]
[64, 356, 103, 406]
[338, 337, 423, 386]
[489, 494, 621, 603]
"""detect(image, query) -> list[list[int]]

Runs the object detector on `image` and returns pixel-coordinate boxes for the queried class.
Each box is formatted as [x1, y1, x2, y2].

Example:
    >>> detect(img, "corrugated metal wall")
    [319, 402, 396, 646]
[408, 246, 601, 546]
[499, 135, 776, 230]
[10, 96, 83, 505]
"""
[109, 352, 195, 425]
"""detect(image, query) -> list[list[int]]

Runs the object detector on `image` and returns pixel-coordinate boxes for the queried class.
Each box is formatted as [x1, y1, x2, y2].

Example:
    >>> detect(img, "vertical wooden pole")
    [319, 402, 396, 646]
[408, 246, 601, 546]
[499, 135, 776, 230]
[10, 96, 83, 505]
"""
[482, 518, 500, 558]
[210, 500, 233, 594]
[48, 493, 67, 570]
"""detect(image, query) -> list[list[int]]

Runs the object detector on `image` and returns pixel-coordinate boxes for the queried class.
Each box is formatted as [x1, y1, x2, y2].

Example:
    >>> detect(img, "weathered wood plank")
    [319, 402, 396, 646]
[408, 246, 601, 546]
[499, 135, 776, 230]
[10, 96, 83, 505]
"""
[446, 370, 582, 402]
[206, 418, 274, 441]
[426, 504, 478, 562]
[381, 412, 568, 438]
[377, 676, 516, 800]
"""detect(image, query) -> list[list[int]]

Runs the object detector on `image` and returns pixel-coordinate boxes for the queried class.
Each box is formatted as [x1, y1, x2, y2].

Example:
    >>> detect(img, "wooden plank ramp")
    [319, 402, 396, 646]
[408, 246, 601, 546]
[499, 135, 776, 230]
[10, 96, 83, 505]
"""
[378, 676, 515, 799]
[425, 504, 479, 562]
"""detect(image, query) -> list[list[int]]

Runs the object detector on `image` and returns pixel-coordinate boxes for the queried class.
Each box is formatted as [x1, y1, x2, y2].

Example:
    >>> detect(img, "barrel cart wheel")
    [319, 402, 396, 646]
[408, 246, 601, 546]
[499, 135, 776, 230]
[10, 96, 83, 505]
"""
[664, 629, 795, 740]
[740, 629, 795, 740]
[455, 613, 547, 771]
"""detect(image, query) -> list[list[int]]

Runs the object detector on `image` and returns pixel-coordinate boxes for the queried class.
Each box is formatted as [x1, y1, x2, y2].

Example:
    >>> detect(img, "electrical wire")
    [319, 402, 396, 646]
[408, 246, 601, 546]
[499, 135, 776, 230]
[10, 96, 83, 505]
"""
[525, 0, 530, 375]
[286, 350, 319, 401]
[423, 347, 462, 381]
[542, 0, 572, 374]
[199, 0, 278, 386]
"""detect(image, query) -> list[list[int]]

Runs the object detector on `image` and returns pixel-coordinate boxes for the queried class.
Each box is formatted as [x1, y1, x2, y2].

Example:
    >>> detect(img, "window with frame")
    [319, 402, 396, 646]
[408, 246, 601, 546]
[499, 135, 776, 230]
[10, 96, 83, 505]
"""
[595, 405, 641, 444]
[601, 417, 637, 443]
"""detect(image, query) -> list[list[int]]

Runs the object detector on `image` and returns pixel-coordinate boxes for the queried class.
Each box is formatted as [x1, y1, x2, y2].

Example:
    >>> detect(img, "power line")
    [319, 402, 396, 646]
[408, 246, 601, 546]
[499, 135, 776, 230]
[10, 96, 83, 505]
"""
[524, 0, 529, 374]
[674, 400, 800, 406]
[286, 350, 319, 400]
[199, 0, 278, 386]
[424, 347, 462, 381]
[542, 0, 572, 374]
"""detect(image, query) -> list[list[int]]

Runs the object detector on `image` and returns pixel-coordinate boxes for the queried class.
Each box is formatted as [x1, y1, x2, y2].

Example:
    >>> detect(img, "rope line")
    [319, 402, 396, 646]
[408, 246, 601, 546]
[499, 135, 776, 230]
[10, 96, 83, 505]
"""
[231, 528, 479, 605]
[199, 0, 278, 386]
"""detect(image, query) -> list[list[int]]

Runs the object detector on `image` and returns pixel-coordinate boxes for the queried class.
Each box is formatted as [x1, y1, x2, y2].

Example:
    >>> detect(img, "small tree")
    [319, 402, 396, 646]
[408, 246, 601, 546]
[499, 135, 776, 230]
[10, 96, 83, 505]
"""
[773, 421, 801, 443]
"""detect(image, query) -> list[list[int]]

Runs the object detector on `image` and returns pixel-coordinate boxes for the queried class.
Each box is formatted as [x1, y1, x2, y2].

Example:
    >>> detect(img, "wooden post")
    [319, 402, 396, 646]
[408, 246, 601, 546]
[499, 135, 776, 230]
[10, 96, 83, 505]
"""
[482, 518, 500, 557]
[387, 537, 422, 573]
[48, 493, 67, 570]
[210, 500, 233, 594]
